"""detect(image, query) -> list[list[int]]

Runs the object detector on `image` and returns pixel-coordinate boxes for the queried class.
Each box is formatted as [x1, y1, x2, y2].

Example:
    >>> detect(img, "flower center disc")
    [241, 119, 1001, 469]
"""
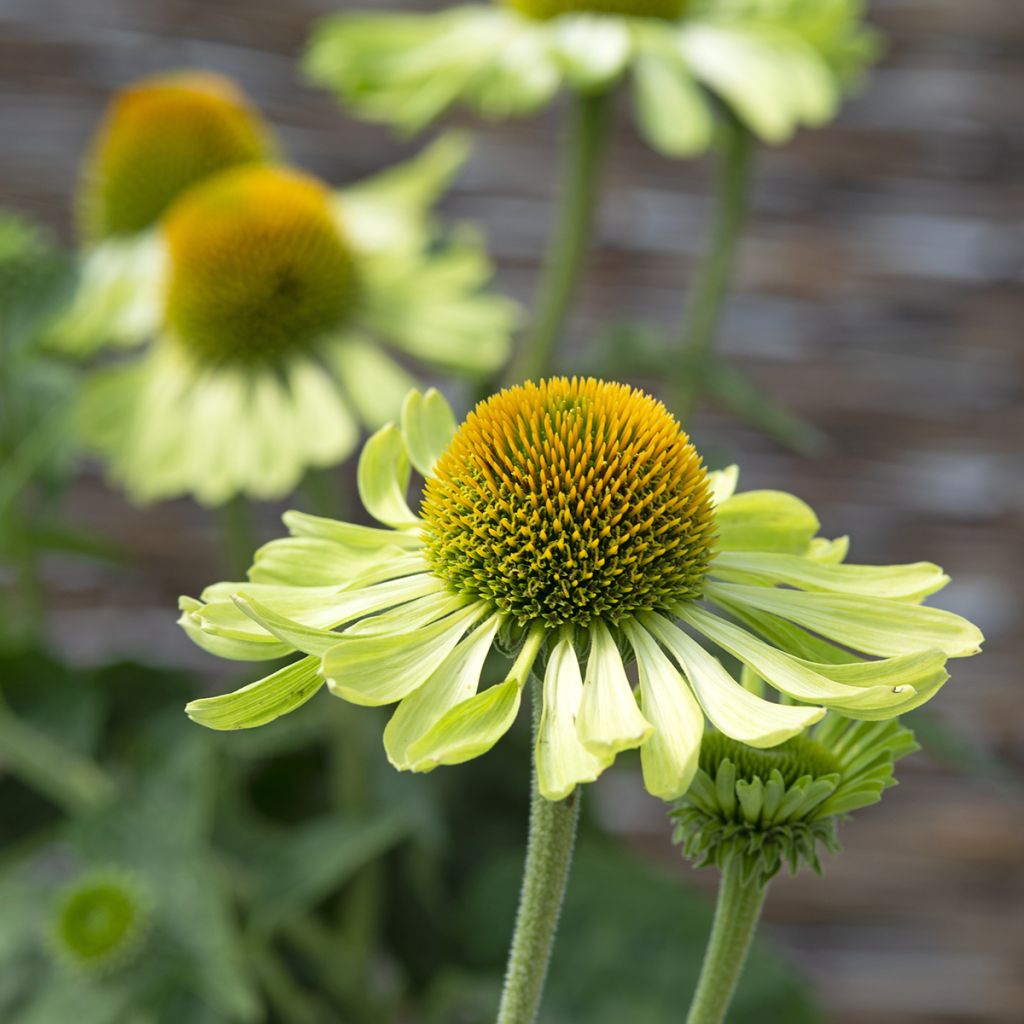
[422, 378, 715, 628]
[81, 71, 273, 240]
[503, 0, 687, 21]
[164, 166, 355, 365]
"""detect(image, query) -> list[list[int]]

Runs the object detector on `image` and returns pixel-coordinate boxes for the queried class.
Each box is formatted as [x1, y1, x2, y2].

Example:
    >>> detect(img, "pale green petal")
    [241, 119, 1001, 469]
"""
[706, 581, 984, 659]
[357, 423, 419, 528]
[178, 597, 292, 662]
[640, 612, 823, 747]
[339, 132, 470, 255]
[623, 620, 704, 801]
[196, 573, 442, 657]
[282, 510, 421, 551]
[404, 622, 545, 770]
[326, 334, 417, 430]
[185, 656, 323, 731]
[707, 465, 739, 506]
[678, 604, 917, 715]
[323, 602, 489, 707]
[632, 48, 713, 158]
[400, 387, 457, 477]
[244, 372, 306, 501]
[536, 638, 612, 801]
[713, 551, 950, 602]
[679, 25, 797, 142]
[407, 678, 522, 771]
[363, 227, 517, 376]
[577, 619, 652, 757]
[384, 613, 502, 769]
[288, 357, 359, 466]
[344, 588, 473, 637]
[806, 535, 849, 564]
[47, 233, 164, 356]
[552, 15, 630, 90]
[714, 489, 820, 554]
[250, 534, 421, 586]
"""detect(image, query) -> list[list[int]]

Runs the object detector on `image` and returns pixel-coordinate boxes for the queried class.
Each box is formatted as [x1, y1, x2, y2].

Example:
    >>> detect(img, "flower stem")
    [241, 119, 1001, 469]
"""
[672, 117, 753, 422]
[685, 859, 769, 1024]
[219, 494, 255, 578]
[507, 90, 613, 386]
[497, 674, 581, 1024]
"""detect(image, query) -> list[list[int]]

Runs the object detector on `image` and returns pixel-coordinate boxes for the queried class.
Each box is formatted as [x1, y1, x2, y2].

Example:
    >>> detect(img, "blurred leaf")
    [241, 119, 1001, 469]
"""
[238, 809, 416, 934]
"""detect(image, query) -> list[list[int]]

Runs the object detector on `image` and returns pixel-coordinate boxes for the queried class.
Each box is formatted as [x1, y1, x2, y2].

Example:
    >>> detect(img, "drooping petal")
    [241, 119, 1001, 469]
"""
[678, 605, 917, 716]
[326, 334, 417, 430]
[185, 655, 323, 730]
[713, 551, 949, 603]
[536, 638, 611, 801]
[281, 510, 421, 551]
[249, 534, 421, 586]
[640, 612, 823, 748]
[714, 489, 820, 555]
[403, 623, 545, 771]
[706, 464, 739, 506]
[400, 387, 457, 477]
[706, 581, 984, 658]
[323, 602, 489, 707]
[384, 613, 501, 769]
[287, 357, 359, 466]
[178, 596, 292, 662]
[622, 620, 704, 801]
[356, 422, 419, 528]
[551, 15, 631, 91]
[577, 620, 652, 758]
[631, 47, 712, 158]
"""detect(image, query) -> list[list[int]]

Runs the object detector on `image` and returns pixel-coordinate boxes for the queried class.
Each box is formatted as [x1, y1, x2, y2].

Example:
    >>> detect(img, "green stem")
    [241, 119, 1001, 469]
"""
[507, 90, 613, 386]
[672, 117, 754, 421]
[219, 494, 256, 578]
[685, 860, 769, 1024]
[0, 698, 116, 813]
[497, 674, 582, 1024]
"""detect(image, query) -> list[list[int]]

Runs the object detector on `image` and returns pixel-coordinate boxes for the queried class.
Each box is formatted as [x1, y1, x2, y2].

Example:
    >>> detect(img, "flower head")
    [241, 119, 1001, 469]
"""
[80, 71, 273, 241]
[50, 868, 151, 974]
[164, 166, 356, 365]
[672, 715, 919, 885]
[306, 0, 879, 157]
[180, 380, 982, 802]
[422, 378, 715, 626]
[55, 134, 516, 505]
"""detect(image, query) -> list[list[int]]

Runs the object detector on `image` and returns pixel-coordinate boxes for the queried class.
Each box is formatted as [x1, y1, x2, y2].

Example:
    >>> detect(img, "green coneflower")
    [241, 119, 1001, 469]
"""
[50, 869, 151, 974]
[52, 71, 275, 354]
[60, 134, 516, 505]
[180, 378, 981, 801]
[306, 0, 879, 157]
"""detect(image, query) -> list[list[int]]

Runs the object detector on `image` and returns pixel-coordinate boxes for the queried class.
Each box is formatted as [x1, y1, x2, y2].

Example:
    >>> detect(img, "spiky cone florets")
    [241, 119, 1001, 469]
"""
[163, 165, 356, 366]
[504, 0, 688, 21]
[50, 868, 152, 974]
[80, 71, 274, 241]
[421, 377, 716, 629]
[671, 716, 920, 886]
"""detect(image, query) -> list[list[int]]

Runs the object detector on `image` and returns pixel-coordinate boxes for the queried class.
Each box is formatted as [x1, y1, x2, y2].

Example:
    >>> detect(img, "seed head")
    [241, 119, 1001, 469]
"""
[80, 71, 273, 240]
[164, 165, 355, 365]
[422, 378, 715, 628]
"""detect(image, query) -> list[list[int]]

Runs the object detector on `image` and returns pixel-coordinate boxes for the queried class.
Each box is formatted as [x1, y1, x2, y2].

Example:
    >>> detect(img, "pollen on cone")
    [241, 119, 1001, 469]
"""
[503, 0, 687, 21]
[422, 378, 716, 628]
[163, 165, 355, 365]
[80, 71, 274, 240]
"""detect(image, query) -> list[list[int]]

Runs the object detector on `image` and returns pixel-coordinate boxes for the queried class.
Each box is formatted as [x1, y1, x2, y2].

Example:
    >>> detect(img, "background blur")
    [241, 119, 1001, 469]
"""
[1, 0, 1022, 1021]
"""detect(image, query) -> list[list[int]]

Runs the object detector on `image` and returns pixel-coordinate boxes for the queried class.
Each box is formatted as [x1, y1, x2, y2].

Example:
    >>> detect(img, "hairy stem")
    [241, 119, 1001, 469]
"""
[685, 859, 768, 1024]
[507, 90, 613, 385]
[497, 674, 581, 1024]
